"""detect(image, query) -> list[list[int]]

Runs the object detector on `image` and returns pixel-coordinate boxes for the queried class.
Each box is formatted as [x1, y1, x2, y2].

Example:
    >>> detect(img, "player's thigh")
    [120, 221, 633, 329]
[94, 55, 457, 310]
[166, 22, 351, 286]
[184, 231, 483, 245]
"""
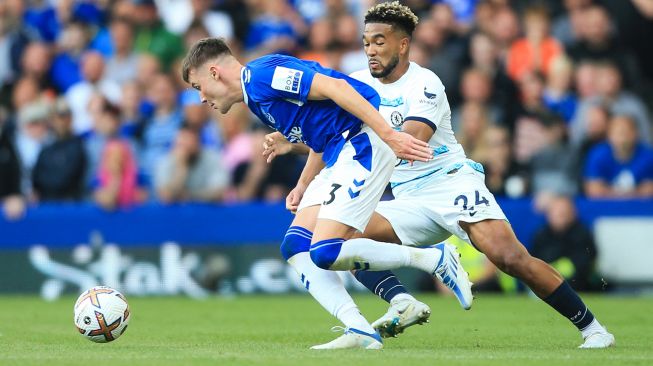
[358, 211, 401, 243]
[312, 218, 359, 243]
[461, 219, 529, 263]
[419, 164, 507, 246]
[374, 199, 451, 246]
[291, 205, 320, 233]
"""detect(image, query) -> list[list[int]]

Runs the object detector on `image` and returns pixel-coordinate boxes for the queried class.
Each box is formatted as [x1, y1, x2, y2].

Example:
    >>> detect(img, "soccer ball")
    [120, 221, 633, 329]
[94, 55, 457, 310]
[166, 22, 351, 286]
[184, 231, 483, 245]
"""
[74, 286, 130, 343]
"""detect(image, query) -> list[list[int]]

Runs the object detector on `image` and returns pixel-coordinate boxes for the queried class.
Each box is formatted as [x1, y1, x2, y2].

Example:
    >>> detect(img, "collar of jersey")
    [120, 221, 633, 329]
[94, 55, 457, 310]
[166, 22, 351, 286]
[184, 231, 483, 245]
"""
[240, 67, 249, 104]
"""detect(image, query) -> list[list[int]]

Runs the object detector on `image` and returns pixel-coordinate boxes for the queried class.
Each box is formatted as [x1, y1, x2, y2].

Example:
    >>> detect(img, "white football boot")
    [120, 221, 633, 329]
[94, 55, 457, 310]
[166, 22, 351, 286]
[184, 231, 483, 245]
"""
[310, 327, 383, 350]
[432, 243, 473, 310]
[372, 296, 431, 338]
[579, 331, 615, 349]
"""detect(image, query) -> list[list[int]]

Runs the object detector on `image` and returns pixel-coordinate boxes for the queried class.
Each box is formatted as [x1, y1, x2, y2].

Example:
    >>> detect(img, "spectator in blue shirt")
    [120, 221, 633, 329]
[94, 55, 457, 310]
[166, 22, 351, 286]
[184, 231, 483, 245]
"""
[584, 115, 653, 198]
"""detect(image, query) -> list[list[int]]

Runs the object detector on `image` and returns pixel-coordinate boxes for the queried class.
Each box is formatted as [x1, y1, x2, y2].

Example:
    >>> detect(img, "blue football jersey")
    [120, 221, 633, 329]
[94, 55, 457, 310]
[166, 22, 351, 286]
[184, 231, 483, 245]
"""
[241, 54, 380, 165]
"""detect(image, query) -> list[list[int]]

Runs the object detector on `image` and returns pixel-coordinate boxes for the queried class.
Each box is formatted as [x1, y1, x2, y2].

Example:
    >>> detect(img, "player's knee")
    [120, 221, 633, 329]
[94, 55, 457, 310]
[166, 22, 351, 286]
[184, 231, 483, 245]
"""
[498, 250, 529, 277]
[309, 239, 344, 270]
[280, 226, 312, 260]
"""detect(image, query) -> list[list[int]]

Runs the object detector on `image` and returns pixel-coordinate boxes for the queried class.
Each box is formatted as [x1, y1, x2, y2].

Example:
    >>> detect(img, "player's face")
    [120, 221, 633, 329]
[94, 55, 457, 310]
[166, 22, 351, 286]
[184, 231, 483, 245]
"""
[188, 64, 233, 114]
[363, 23, 402, 79]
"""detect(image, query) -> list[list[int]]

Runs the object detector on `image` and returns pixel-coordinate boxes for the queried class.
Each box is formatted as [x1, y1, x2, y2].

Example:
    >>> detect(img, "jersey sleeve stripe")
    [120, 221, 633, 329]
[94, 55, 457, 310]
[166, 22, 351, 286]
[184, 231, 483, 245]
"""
[404, 116, 437, 132]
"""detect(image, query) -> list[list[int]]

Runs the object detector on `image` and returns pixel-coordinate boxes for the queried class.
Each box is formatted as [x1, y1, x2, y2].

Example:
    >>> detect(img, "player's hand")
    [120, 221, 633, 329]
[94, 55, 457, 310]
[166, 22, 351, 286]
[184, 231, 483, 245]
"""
[286, 184, 307, 214]
[383, 130, 433, 162]
[263, 132, 293, 163]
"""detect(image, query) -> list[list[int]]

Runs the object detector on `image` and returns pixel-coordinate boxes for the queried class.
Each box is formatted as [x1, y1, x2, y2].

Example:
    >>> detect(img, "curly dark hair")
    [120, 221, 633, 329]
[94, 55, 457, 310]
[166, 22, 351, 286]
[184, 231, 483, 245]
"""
[364, 1, 419, 37]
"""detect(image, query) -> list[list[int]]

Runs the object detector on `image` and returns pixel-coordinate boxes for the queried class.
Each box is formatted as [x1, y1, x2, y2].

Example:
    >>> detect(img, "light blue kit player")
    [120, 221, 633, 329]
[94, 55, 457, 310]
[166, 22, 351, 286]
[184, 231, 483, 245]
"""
[262, 1, 615, 350]
[182, 37, 471, 350]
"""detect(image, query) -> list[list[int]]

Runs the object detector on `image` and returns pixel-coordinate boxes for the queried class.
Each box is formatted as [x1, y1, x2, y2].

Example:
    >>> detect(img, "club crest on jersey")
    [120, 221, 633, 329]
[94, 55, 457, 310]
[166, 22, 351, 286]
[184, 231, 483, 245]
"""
[271, 66, 303, 94]
[390, 111, 404, 129]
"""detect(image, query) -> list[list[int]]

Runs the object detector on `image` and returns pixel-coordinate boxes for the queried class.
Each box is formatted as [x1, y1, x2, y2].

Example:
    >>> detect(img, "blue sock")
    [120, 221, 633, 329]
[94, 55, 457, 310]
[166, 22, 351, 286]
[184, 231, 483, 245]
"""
[280, 226, 312, 260]
[354, 270, 408, 304]
[543, 281, 595, 331]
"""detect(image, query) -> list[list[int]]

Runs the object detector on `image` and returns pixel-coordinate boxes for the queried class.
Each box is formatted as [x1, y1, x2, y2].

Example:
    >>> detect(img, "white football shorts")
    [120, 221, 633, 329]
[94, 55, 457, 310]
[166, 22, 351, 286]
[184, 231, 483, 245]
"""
[297, 126, 395, 233]
[376, 160, 508, 247]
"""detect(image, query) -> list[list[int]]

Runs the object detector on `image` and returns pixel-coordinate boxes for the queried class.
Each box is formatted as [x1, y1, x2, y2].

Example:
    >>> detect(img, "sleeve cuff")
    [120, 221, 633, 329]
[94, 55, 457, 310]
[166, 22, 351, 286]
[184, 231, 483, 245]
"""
[404, 116, 437, 132]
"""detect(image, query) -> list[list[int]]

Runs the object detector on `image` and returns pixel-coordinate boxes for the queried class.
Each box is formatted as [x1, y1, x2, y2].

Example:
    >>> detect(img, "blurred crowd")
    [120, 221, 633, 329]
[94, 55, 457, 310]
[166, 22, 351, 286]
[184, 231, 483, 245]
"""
[1, 0, 653, 221]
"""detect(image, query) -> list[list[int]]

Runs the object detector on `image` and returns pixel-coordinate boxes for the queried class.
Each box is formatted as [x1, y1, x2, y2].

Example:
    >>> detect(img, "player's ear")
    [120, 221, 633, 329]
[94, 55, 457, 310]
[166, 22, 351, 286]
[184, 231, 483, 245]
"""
[400, 37, 409, 56]
[209, 65, 220, 80]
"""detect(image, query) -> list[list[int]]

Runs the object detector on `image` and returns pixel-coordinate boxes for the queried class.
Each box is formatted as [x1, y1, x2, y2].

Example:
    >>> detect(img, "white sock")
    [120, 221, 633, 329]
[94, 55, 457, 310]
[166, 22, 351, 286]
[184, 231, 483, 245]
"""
[332, 238, 442, 273]
[581, 318, 607, 339]
[391, 292, 416, 304]
[287, 252, 374, 333]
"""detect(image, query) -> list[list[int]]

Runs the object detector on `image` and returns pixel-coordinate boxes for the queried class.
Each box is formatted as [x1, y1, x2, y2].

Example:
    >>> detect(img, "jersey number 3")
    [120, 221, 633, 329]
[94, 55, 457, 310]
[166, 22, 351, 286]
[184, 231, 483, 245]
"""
[323, 184, 342, 205]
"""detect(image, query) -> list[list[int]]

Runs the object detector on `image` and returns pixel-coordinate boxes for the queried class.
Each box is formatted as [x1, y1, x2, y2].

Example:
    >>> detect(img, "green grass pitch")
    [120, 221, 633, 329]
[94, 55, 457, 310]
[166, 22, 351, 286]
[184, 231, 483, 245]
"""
[0, 294, 651, 366]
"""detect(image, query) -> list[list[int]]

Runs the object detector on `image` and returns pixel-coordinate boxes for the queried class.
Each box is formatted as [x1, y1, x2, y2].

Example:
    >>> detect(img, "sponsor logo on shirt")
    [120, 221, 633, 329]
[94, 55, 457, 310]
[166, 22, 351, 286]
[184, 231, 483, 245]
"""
[271, 66, 303, 94]
[380, 96, 404, 107]
[423, 87, 437, 99]
[287, 126, 305, 143]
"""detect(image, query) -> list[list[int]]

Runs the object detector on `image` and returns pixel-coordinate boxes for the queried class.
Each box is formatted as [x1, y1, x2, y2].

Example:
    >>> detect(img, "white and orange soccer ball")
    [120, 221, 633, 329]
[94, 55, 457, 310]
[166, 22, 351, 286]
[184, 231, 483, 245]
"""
[74, 286, 131, 343]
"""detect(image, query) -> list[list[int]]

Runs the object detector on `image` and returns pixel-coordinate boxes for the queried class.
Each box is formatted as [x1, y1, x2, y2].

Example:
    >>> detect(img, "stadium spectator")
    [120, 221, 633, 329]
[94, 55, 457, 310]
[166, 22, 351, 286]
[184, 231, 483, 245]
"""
[243, 0, 299, 58]
[85, 96, 132, 189]
[155, 0, 234, 42]
[19, 42, 55, 93]
[134, 53, 162, 91]
[529, 113, 579, 196]
[141, 74, 182, 181]
[179, 89, 221, 150]
[49, 21, 91, 92]
[10, 77, 43, 115]
[117, 81, 148, 139]
[543, 55, 577, 123]
[466, 31, 518, 126]
[516, 70, 549, 117]
[154, 123, 228, 203]
[32, 99, 86, 201]
[488, 6, 520, 59]
[566, 5, 640, 87]
[532, 195, 597, 291]
[576, 104, 610, 175]
[0, 0, 36, 109]
[583, 114, 653, 198]
[0, 106, 25, 221]
[14, 101, 52, 196]
[506, 5, 563, 82]
[571, 61, 652, 144]
[452, 68, 501, 132]
[336, 15, 368, 75]
[1, 0, 652, 213]
[65, 51, 122, 136]
[551, 0, 592, 47]
[105, 18, 139, 86]
[298, 19, 337, 69]
[455, 102, 491, 161]
[128, 0, 185, 71]
[432, 0, 477, 33]
[477, 125, 528, 198]
[573, 60, 599, 103]
[513, 112, 551, 168]
[418, 7, 466, 91]
[93, 103, 146, 210]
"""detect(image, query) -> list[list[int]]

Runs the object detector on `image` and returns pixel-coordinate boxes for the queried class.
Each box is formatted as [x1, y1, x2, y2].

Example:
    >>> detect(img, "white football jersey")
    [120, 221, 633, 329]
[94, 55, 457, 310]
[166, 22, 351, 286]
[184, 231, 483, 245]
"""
[350, 62, 466, 186]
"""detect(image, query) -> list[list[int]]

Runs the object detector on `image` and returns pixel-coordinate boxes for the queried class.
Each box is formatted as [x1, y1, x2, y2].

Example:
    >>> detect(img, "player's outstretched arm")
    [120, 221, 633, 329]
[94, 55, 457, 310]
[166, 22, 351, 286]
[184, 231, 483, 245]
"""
[307, 73, 433, 162]
[262, 132, 310, 163]
[286, 149, 324, 213]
